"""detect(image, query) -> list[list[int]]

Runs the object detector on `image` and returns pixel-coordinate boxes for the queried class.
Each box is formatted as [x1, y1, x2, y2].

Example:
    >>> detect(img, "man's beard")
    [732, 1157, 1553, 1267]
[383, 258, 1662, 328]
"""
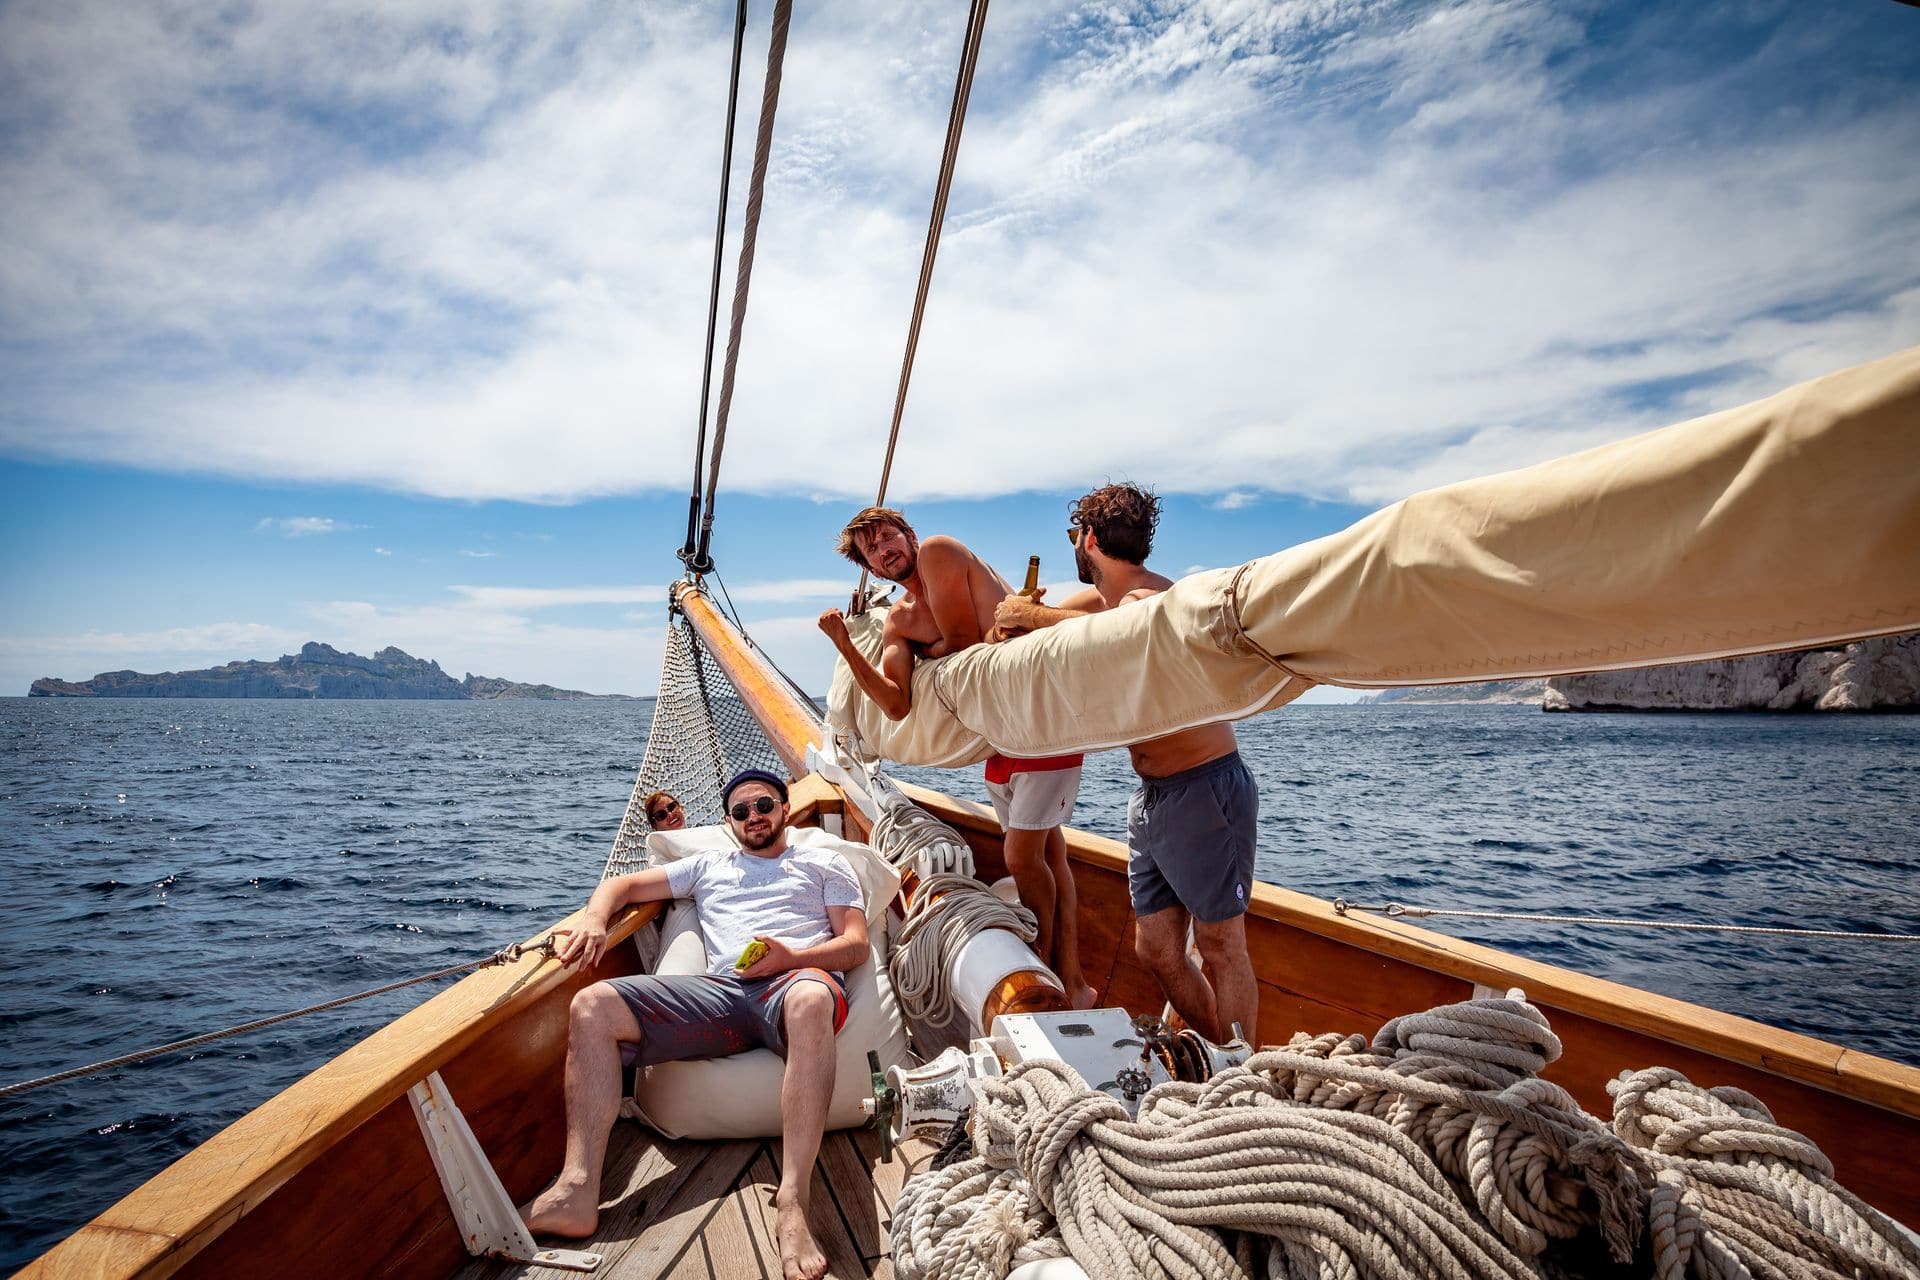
[877, 549, 918, 583]
[740, 821, 782, 851]
[1074, 542, 1096, 585]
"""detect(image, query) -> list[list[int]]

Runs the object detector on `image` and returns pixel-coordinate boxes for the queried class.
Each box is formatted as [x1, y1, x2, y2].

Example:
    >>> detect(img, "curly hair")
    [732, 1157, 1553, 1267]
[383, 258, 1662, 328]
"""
[835, 506, 914, 569]
[1070, 483, 1160, 564]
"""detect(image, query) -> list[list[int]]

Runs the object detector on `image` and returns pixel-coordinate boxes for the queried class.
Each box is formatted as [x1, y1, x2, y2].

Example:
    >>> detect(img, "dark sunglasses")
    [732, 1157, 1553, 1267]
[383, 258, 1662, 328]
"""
[649, 799, 680, 823]
[728, 795, 780, 821]
[1067, 525, 1082, 547]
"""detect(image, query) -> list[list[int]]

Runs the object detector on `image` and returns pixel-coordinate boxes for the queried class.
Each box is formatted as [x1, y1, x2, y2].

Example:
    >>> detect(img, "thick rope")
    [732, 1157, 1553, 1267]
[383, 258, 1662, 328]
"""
[869, 796, 976, 880]
[890, 872, 1037, 1033]
[692, 0, 794, 572]
[0, 938, 553, 1098]
[679, 0, 750, 573]
[1335, 899, 1920, 943]
[1611, 1066, 1920, 1280]
[891, 994, 1920, 1279]
[854, 0, 992, 605]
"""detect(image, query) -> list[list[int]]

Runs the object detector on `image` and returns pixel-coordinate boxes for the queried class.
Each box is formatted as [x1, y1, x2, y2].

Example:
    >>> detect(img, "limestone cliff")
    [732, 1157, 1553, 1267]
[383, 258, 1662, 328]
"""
[1541, 633, 1919, 712]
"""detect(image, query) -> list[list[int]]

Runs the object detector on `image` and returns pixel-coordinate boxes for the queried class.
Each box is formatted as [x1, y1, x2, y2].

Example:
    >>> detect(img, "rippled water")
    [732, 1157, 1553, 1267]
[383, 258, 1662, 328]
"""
[3, 697, 1916, 1267]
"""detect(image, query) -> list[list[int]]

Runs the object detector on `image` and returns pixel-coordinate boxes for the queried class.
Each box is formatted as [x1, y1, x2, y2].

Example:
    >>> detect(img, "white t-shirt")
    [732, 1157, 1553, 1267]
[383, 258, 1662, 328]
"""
[663, 841, 865, 977]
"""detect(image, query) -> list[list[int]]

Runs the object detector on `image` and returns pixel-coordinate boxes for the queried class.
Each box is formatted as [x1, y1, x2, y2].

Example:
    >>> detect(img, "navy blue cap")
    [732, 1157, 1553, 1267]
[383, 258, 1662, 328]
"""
[722, 768, 789, 807]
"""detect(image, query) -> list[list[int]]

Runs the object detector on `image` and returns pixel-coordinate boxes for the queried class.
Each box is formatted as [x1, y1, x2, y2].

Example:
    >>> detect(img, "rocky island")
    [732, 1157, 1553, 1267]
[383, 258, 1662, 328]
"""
[1360, 633, 1919, 711]
[28, 642, 633, 700]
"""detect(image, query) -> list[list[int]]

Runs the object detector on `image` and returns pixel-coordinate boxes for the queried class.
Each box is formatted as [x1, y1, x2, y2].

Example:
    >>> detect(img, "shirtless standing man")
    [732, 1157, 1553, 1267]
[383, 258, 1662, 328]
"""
[817, 507, 1095, 1008]
[994, 483, 1259, 1043]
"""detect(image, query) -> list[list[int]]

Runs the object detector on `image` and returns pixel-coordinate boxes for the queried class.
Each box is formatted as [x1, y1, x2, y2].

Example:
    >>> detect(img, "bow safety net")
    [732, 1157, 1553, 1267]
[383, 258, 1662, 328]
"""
[600, 611, 788, 880]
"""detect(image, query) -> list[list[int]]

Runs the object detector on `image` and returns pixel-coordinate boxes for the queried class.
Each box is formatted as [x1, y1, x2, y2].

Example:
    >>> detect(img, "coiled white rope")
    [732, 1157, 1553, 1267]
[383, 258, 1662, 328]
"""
[1612, 1066, 1920, 1280]
[891, 993, 1919, 1280]
[870, 794, 975, 880]
[889, 872, 1037, 1033]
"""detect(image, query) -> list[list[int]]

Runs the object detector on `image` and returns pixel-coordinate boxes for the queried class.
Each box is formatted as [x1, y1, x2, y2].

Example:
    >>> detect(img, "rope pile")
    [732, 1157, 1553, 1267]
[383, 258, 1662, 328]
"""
[890, 994, 1917, 1280]
[889, 871, 1038, 1033]
[870, 794, 976, 880]
[1611, 1067, 1920, 1280]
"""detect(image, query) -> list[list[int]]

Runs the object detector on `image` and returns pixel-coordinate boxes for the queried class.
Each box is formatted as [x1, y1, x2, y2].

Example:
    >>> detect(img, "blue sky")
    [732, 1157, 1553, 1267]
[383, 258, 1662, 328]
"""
[2, 0, 1917, 697]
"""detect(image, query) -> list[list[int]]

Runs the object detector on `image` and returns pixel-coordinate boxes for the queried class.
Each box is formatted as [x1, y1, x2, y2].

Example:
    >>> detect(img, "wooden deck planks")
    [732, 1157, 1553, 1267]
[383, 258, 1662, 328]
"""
[448, 1119, 927, 1280]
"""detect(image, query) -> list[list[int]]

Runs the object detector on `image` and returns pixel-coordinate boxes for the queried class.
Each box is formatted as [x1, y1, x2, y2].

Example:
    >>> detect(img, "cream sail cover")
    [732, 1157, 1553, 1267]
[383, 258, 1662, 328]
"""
[830, 347, 1920, 764]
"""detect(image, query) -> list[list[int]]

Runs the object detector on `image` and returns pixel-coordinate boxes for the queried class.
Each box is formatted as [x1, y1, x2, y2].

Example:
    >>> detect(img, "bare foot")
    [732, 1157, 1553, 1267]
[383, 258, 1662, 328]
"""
[1068, 980, 1099, 1011]
[520, 1173, 600, 1239]
[776, 1195, 827, 1280]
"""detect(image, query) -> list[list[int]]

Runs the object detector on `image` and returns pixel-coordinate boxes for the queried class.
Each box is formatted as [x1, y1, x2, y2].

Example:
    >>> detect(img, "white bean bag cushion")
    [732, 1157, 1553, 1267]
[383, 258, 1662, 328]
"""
[628, 823, 909, 1139]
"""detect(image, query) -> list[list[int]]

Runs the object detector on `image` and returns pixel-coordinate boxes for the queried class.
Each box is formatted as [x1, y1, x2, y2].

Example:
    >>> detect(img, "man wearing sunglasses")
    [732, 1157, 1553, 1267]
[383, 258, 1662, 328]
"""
[994, 483, 1259, 1048]
[523, 769, 865, 1280]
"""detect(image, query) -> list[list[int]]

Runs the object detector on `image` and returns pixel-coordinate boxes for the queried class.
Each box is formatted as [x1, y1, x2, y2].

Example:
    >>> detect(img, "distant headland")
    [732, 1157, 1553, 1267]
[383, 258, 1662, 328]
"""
[28, 642, 637, 700]
[1361, 633, 1918, 711]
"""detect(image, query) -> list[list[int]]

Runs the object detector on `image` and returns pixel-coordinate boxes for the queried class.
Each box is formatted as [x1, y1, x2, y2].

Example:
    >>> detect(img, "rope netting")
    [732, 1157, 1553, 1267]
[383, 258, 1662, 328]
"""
[601, 611, 788, 879]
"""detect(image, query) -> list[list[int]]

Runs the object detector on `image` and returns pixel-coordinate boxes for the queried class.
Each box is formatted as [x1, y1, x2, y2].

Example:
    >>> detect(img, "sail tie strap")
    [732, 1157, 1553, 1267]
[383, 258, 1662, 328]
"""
[0, 937, 558, 1099]
[1334, 899, 1920, 943]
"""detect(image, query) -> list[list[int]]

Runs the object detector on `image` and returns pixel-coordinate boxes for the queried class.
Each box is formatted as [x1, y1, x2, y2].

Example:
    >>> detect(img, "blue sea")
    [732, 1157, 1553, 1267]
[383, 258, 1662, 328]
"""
[2, 697, 1917, 1268]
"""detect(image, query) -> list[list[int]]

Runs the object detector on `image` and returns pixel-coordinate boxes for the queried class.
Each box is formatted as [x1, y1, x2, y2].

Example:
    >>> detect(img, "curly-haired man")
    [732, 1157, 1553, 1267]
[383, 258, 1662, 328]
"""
[995, 482, 1259, 1043]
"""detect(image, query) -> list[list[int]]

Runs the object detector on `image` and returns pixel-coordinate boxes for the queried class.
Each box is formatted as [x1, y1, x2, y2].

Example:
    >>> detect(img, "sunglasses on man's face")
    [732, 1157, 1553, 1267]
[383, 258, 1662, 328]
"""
[728, 795, 780, 821]
[650, 800, 680, 823]
[1067, 525, 1082, 547]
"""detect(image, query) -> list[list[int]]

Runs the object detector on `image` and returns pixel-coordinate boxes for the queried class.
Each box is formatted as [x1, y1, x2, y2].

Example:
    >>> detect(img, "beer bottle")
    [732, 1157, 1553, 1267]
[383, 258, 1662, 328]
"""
[1018, 555, 1041, 598]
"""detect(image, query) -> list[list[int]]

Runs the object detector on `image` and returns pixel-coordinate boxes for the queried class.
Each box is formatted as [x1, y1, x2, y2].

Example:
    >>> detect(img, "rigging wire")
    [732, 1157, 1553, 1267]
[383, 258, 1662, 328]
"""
[0, 937, 562, 1099]
[709, 570, 827, 720]
[1333, 899, 1920, 942]
[680, 0, 752, 575]
[692, 0, 796, 576]
[854, 0, 992, 606]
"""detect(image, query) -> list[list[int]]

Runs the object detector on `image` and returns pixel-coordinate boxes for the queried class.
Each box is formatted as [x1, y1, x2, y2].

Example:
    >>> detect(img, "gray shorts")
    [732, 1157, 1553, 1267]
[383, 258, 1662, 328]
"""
[604, 968, 849, 1067]
[1126, 752, 1257, 923]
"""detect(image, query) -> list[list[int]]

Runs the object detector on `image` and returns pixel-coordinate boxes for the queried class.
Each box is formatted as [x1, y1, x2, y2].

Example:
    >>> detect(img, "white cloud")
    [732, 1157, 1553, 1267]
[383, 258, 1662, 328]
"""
[458, 549, 499, 558]
[373, 546, 392, 556]
[254, 516, 360, 537]
[1211, 492, 1257, 511]
[448, 584, 666, 610]
[2, 1, 1915, 507]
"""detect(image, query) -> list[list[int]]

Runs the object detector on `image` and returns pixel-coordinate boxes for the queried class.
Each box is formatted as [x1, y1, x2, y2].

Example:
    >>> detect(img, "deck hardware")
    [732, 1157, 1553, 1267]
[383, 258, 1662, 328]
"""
[864, 1048, 899, 1163]
[408, 1071, 602, 1272]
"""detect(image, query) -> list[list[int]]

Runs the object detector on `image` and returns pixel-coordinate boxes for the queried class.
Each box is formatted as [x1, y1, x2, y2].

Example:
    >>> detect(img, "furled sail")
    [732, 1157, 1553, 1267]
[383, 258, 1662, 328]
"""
[829, 347, 1920, 763]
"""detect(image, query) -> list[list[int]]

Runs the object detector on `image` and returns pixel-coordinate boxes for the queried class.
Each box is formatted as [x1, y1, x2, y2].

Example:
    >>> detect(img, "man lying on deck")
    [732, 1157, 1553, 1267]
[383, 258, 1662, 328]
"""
[818, 505, 1095, 1007]
[995, 482, 1260, 1045]
[523, 769, 866, 1280]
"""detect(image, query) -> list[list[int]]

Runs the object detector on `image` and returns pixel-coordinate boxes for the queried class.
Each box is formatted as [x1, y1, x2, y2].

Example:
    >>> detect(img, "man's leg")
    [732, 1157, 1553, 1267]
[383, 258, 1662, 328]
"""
[521, 983, 643, 1237]
[775, 981, 838, 1280]
[1133, 905, 1220, 1040]
[1001, 825, 1058, 963]
[1193, 914, 1258, 1044]
[1044, 826, 1097, 1009]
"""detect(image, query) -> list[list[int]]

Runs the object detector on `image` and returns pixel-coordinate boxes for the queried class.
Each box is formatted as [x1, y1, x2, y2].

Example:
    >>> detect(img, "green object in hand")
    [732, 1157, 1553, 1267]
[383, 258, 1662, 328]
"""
[735, 939, 769, 970]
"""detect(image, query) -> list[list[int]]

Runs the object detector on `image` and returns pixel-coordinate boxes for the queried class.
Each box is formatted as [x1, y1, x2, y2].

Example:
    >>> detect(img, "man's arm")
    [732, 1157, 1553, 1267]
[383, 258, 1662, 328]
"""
[736, 905, 870, 978]
[818, 608, 915, 719]
[553, 867, 675, 967]
[916, 538, 987, 657]
[994, 585, 1105, 637]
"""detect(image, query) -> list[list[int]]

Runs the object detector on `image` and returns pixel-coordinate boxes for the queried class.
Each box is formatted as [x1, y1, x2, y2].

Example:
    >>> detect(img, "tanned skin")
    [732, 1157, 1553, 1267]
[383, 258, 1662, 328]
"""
[818, 517, 1095, 1008]
[994, 528, 1258, 1043]
[519, 781, 865, 1280]
[817, 523, 1009, 720]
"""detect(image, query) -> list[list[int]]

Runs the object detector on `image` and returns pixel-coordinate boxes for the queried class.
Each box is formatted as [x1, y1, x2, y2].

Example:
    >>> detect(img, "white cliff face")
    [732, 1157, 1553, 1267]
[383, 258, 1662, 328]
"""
[1542, 633, 1920, 711]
